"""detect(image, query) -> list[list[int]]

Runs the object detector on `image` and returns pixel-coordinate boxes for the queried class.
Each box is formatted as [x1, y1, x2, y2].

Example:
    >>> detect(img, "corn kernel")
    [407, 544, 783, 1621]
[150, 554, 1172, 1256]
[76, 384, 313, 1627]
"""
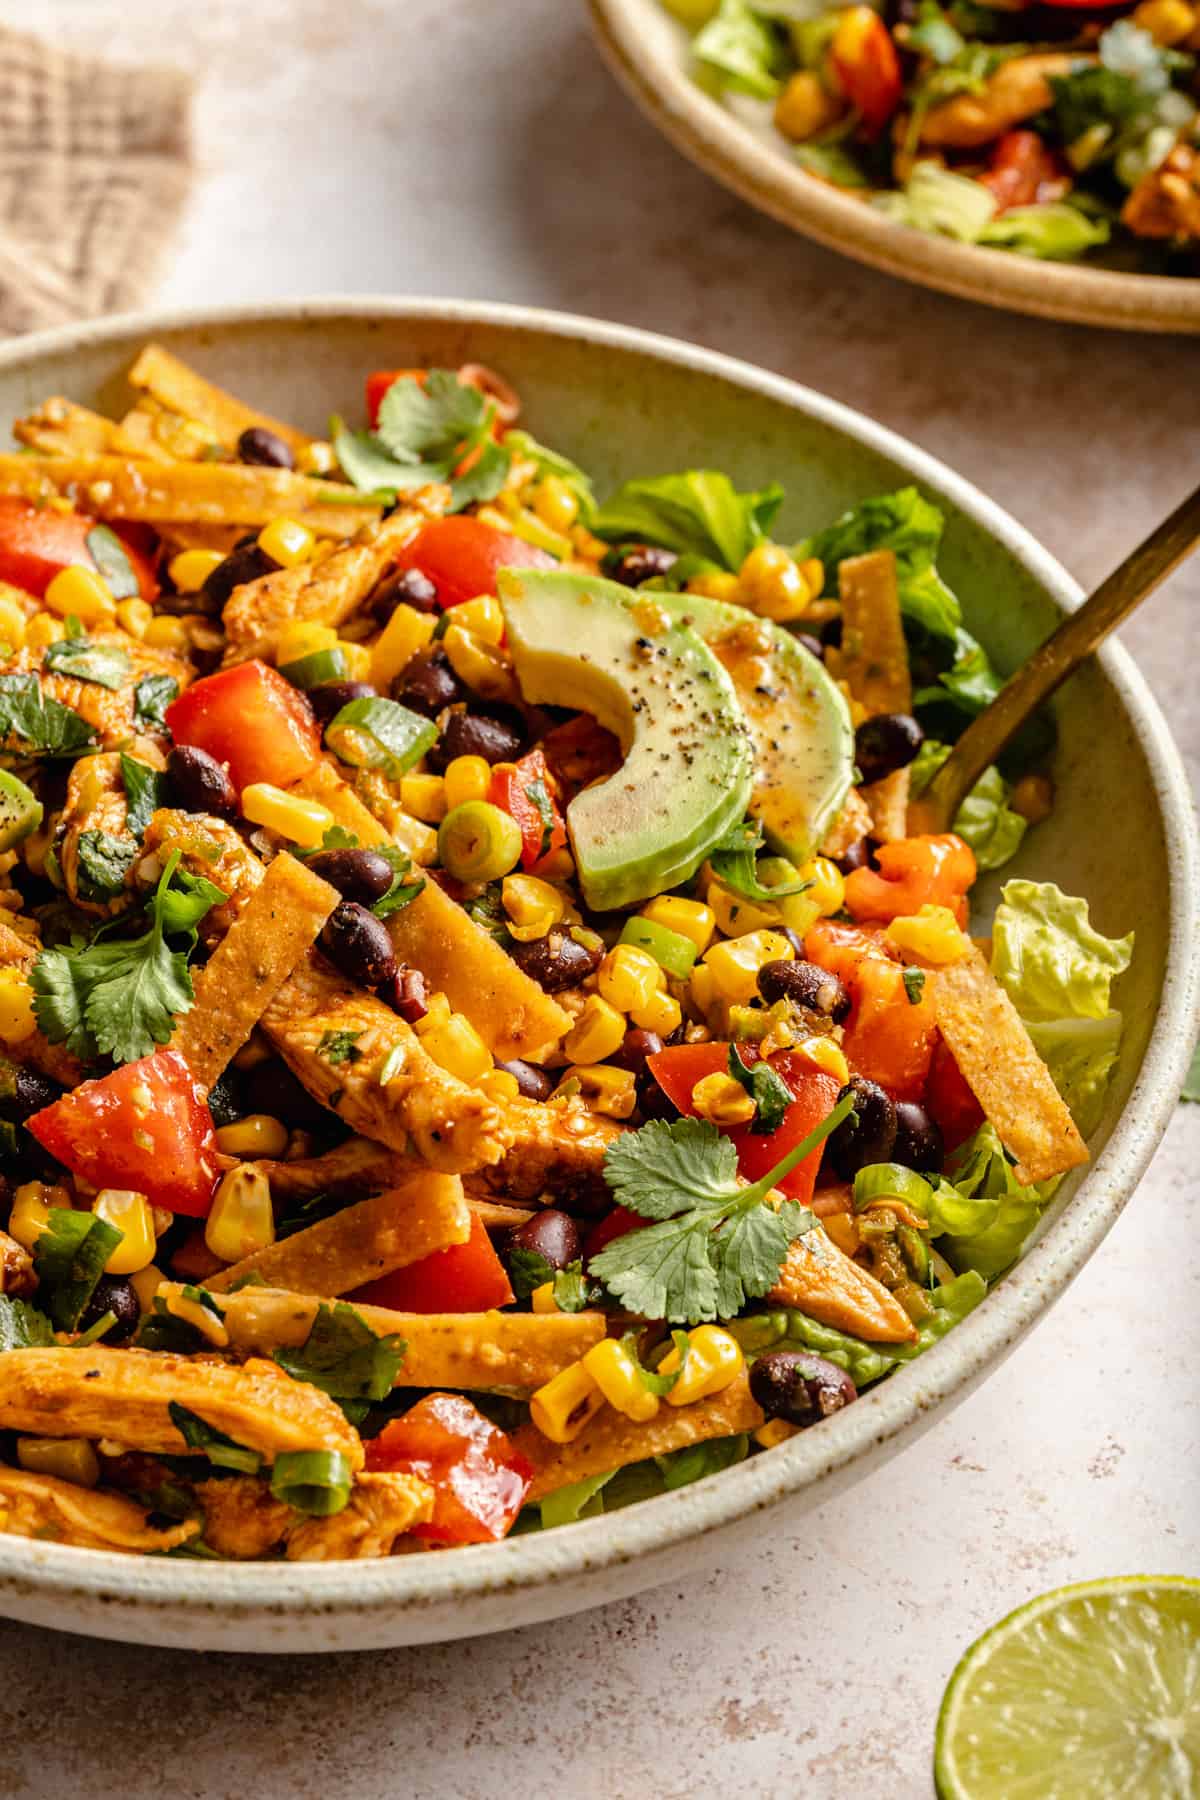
[0, 596, 27, 649]
[799, 558, 825, 596]
[0, 968, 36, 1045]
[143, 615, 191, 653]
[370, 603, 437, 688]
[738, 544, 811, 623]
[659, 1324, 744, 1406]
[503, 873, 566, 935]
[17, 1438, 100, 1487]
[774, 69, 843, 142]
[703, 929, 796, 1005]
[453, 595, 505, 646]
[24, 612, 60, 651]
[755, 1419, 798, 1449]
[530, 1280, 559, 1315]
[275, 620, 338, 665]
[400, 771, 447, 824]
[164, 1285, 229, 1347]
[532, 475, 580, 535]
[688, 961, 717, 1017]
[240, 782, 333, 846]
[443, 754, 493, 810]
[130, 1264, 165, 1313]
[8, 1182, 62, 1252]
[115, 597, 153, 639]
[629, 987, 683, 1036]
[885, 904, 970, 966]
[93, 1189, 156, 1275]
[808, 856, 845, 917]
[214, 1114, 289, 1159]
[389, 808, 439, 866]
[44, 565, 115, 625]
[582, 1338, 660, 1423]
[337, 640, 372, 681]
[296, 440, 336, 476]
[204, 1165, 275, 1264]
[168, 548, 225, 593]
[690, 1071, 757, 1126]
[530, 1361, 605, 1443]
[421, 1012, 493, 1083]
[412, 991, 452, 1037]
[685, 572, 741, 603]
[795, 1036, 850, 1085]
[442, 623, 518, 702]
[565, 1063, 638, 1119]
[564, 994, 627, 1065]
[640, 895, 716, 955]
[1132, 0, 1196, 40]
[705, 879, 782, 939]
[479, 1068, 522, 1103]
[258, 517, 315, 568]
[597, 943, 664, 1014]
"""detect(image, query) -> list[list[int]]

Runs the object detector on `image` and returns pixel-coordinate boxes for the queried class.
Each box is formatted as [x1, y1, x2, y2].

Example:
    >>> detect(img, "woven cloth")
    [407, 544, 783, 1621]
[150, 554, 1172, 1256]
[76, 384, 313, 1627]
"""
[0, 24, 192, 334]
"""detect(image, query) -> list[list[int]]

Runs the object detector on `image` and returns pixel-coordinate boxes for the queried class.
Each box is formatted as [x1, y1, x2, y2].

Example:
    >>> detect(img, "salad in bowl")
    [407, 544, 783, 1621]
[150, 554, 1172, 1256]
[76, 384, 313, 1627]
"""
[0, 348, 1132, 1560]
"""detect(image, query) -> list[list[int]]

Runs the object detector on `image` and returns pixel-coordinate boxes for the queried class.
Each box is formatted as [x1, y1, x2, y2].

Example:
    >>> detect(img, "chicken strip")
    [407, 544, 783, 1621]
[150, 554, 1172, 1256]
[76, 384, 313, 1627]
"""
[0, 1467, 200, 1553]
[1122, 142, 1200, 241]
[58, 743, 165, 914]
[141, 807, 264, 941]
[196, 1470, 433, 1561]
[1, 630, 191, 752]
[917, 54, 1079, 150]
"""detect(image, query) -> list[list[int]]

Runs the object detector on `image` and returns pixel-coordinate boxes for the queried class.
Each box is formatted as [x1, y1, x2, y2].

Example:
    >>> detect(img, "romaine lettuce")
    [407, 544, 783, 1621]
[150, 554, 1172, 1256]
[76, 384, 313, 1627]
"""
[911, 741, 1027, 870]
[980, 204, 1111, 261]
[536, 1433, 750, 1528]
[992, 879, 1134, 1023]
[931, 1124, 1052, 1277]
[693, 0, 785, 98]
[593, 469, 783, 569]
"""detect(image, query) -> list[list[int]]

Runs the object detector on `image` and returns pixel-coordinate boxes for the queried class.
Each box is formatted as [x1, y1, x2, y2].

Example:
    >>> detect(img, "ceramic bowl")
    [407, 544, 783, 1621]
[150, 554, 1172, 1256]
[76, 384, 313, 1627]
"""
[0, 298, 1193, 1651]
[589, 0, 1200, 334]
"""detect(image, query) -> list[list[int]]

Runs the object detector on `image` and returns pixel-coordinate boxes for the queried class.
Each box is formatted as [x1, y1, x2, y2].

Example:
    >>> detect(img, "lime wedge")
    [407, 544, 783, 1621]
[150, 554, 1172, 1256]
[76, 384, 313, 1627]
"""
[935, 1576, 1200, 1799]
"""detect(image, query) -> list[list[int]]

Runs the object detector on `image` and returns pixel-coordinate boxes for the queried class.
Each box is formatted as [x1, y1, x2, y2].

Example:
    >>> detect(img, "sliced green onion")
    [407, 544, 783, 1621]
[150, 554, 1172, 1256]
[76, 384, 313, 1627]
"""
[72, 1309, 117, 1347]
[619, 916, 698, 978]
[270, 1449, 353, 1516]
[438, 801, 523, 884]
[325, 697, 437, 779]
[853, 1163, 933, 1215]
[279, 647, 348, 690]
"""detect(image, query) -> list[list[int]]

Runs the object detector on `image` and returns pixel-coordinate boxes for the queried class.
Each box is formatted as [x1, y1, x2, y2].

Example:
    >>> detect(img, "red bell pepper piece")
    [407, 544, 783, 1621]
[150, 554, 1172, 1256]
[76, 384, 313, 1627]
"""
[0, 496, 158, 602]
[489, 748, 568, 871]
[980, 131, 1072, 214]
[830, 7, 903, 138]
[28, 1050, 220, 1218]
[925, 1038, 985, 1151]
[843, 833, 976, 926]
[165, 659, 321, 795]
[365, 1393, 532, 1544]
[392, 516, 555, 611]
[804, 919, 939, 1101]
[349, 1214, 514, 1314]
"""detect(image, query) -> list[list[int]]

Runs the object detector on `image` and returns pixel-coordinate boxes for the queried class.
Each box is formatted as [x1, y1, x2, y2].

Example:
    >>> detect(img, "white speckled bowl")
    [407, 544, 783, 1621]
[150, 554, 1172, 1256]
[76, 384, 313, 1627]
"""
[0, 299, 1194, 1652]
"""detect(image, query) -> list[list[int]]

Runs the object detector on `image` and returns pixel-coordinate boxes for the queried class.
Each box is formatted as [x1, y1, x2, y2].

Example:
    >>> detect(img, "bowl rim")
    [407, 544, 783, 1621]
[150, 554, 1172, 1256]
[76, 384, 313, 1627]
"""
[0, 293, 1195, 1624]
[588, 0, 1200, 336]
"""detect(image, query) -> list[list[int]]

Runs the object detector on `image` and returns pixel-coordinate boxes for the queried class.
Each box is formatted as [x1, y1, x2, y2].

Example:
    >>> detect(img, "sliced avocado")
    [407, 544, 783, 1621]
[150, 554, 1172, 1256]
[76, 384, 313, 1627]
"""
[0, 770, 41, 852]
[498, 568, 753, 911]
[657, 593, 853, 865]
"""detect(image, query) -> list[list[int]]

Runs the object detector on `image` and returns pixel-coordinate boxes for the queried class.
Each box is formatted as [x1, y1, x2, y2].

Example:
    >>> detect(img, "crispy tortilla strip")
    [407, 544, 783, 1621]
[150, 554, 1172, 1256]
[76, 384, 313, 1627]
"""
[207, 1172, 470, 1295]
[290, 758, 394, 848]
[197, 1470, 433, 1561]
[468, 1199, 533, 1228]
[820, 785, 872, 860]
[828, 549, 912, 843]
[1, 631, 191, 752]
[931, 943, 1088, 1184]
[110, 408, 178, 463]
[0, 454, 377, 537]
[171, 852, 340, 1089]
[204, 1286, 606, 1391]
[13, 397, 121, 457]
[128, 344, 313, 455]
[769, 1224, 917, 1342]
[0, 1468, 200, 1554]
[515, 1373, 765, 1502]
[155, 522, 246, 557]
[0, 1347, 362, 1469]
[0, 919, 83, 1087]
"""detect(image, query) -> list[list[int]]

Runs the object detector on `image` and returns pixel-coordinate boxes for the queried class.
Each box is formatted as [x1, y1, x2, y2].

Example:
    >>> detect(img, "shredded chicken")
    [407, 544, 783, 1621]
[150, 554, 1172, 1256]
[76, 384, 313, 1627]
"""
[1122, 142, 1200, 241]
[917, 54, 1080, 150]
[197, 1470, 433, 1560]
[0, 1467, 200, 1553]
[142, 807, 265, 940]
[0, 630, 191, 752]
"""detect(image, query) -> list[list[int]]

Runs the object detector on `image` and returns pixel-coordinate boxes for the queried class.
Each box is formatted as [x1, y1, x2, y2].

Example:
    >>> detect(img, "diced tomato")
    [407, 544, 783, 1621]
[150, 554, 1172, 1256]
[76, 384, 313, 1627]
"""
[830, 7, 902, 138]
[980, 131, 1072, 214]
[164, 659, 321, 794]
[583, 1204, 646, 1269]
[490, 748, 568, 871]
[365, 1393, 532, 1544]
[805, 919, 939, 1101]
[843, 834, 976, 926]
[926, 1038, 985, 1151]
[0, 496, 158, 602]
[648, 1042, 841, 1205]
[349, 1214, 514, 1314]
[392, 516, 555, 611]
[28, 1050, 220, 1218]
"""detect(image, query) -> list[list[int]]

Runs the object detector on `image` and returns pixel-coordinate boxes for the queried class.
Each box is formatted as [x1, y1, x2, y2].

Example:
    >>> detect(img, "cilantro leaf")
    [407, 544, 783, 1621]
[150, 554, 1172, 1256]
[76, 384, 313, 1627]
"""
[0, 1293, 55, 1349]
[134, 1297, 207, 1353]
[132, 673, 178, 730]
[376, 368, 490, 465]
[75, 829, 137, 902]
[317, 1029, 363, 1065]
[708, 819, 811, 903]
[604, 1117, 740, 1221]
[711, 1196, 808, 1317]
[727, 1045, 793, 1135]
[449, 437, 511, 511]
[370, 845, 425, 919]
[333, 370, 515, 516]
[33, 1207, 123, 1330]
[42, 635, 131, 691]
[167, 1402, 262, 1474]
[273, 1302, 405, 1423]
[903, 968, 927, 1005]
[552, 1260, 604, 1313]
[155, 865, 227, 935]
[0, 673, 94, 759]
[120, 753, 169, 839]
[507, 1246, 555, 1301]
[85, 525, 141, 599]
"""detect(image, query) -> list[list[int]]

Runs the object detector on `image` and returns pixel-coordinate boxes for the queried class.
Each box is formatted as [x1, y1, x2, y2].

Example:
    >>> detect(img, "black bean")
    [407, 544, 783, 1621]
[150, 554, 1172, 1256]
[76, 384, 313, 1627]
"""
[320, 902, 398, 989]
[307, 848, 396, 907]
[749, 1350, 857, 1426]
[426, 707, 523, 772]
[394, 647, 466, 717]
[826, 1075, 897, 1180]
[166, 744, 238, 820]
[758, 959, 851, 1024]
[605, 545, 678, 588]
[854, 713, 925, 786]
[819, 615, 843, 650]
[368, 564, 439, 620]
[206, 1070, 245, 1129]
[505, 1208, 581, 1276]
[509, 929, 603, 993]
[242, 1059, 316, 1131]
[198, 543, 279, 615]
[892, 1101, 944, 1175]
[610, 1028, 664, 1077]
[637, 1078, 679, 1123]
[379, 965, 429, 1024]
[0, 1062, 61, 1124]
[236, 426, 294, 470]
[496, 1059, 555, 1103]
[794, 633, 825, 663]
[308, 680, 379, 724]
[836, 838, 877, 875]
[77, 1276, 141, 1347]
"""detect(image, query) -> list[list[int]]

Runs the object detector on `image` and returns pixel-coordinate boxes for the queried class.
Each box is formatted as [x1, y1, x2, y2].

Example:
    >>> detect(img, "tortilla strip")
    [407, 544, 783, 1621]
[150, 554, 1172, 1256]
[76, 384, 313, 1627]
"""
[769, 1224, 917, 1342]
[170, 852, 340, 1089]
[207, 1172, 470, 1296]
[931, 943, 1088, 1184]
[198, 1286, 606, 1390]
[0, 454, 376, 537]
[128, 344, 313, 454]
[468, 1199, 534, 1229]
[13, 398, 121, 457]
[0, 1347, 362, 1468]
[0, 1468, 200, 1554]
[829, 549, 913, 843]
[514, 1373, 765, 1502]
[197, 1469, 433, 1562]
[290, 758, 393, 847]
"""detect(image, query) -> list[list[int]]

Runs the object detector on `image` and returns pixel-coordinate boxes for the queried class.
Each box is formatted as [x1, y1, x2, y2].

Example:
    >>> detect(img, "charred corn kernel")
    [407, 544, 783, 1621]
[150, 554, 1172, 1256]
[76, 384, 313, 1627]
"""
[565, 1063, 638, 1120]
[371, 603, 437, 687]
[597, 943, 664, 1014]
[0, 968, 36, 1044]
[9, 1182, 61, 1252]
[503, 873, 566, 932]
[705, 879, 781, 939]
[532, 474, 580, 535]
[240, 782, 333, 846]
[1132, 0, 1196, 40]
[258, 517, 314, 568]
[774, 68, 843, 141]
[690, 1071, 756, 1127]
[703, 929, 795, 1006]
[0, 596, 27, 648]
[564, 994, 627, 1064]
[421, 1012, 493, 1083]
[205, 1165, 275, 1264]
[165, 1287, 229, 1347]
[337, 640, 372, 681]
[1010, 772, 1054, 824]
[296, 439, 335, 475]
[885, 904, 970, 966]
[685, 571, 741, 603]
[629, 986, 683, 1037]
[16, 1438, 100, 1487]
[640, 895, 716, 955]
[530, 1361, 605, 1443]
[214, 1114, 289, 1159]
[582, 1338, 660, 1423]
[443, 623, 518, 702]
[143, 614, 191, 653]
[413, 991, 452, 1037]
[275, 620, 337, 665]
[443, 754, 493, 810]
[44, 565, 115, 624]
[168, 548, 225, 593]
[530, 1280, 559, 1315]
[660, 1324, 744, 1406]
[453, 595, 505, 646]
[479, 1068, 521, 1103]
[688, 961, 717, 1016]
[738, 544, 810, 623]
[807, 856, 844, 916]
[399, 771, 447, 824]
[755, 1418, 798, 1449]
[24, 612, 60, 651]
[130, 1263, 166, 1313]
[795, 1036, 850, 1084]
[115, 597, 152, 638]
[93, 1190, 156, 1274]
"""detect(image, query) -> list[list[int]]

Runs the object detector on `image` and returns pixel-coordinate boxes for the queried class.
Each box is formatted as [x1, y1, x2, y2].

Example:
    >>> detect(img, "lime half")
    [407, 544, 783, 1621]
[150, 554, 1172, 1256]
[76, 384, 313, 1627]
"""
[935, 1576, 1200, 1799]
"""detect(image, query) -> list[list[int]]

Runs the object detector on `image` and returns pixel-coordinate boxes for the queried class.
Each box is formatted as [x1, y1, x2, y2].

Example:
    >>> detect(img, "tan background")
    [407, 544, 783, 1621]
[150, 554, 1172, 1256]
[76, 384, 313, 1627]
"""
[2, 2, 1198, 1795]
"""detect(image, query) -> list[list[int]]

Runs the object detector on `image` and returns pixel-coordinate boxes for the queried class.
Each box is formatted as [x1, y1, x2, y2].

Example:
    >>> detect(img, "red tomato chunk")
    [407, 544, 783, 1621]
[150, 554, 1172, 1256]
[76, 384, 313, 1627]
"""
[392, 516, 555, 611]
[165, 659, 321, 794]
[366, 1393, 532, 1544]
[0, 496, 158, 601]
[350, 1214, 514, 1314]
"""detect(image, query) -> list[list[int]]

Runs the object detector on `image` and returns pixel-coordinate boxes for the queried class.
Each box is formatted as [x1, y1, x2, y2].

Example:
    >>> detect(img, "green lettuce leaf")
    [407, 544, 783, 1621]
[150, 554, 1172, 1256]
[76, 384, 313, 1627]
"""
[910, 740, 1027, 870]
[693, 0, 785, 98]
[932, 1124, 1054, 1277]
[536, 1433, 750, 1529]
[992, 880, 1133, 1022]
[980, 204, 1111, 261]
[593, 469, 784, 571]
[794, 485, 961, 645]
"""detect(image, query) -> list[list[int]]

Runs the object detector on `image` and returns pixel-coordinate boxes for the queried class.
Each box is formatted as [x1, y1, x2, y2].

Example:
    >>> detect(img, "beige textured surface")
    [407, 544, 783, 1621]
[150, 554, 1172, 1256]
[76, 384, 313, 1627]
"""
[0, 2, 1197, 1795]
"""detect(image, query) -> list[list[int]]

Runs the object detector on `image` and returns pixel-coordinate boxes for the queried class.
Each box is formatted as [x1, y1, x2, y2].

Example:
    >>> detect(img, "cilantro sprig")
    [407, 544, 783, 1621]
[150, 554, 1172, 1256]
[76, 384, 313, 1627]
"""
[727, 1045, 793, 1135]
[590, 1095, 854, 1325]
[708, 819, 812, 905]
[273, 1302, 406, 1424]
[331, 369, 512, 513]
